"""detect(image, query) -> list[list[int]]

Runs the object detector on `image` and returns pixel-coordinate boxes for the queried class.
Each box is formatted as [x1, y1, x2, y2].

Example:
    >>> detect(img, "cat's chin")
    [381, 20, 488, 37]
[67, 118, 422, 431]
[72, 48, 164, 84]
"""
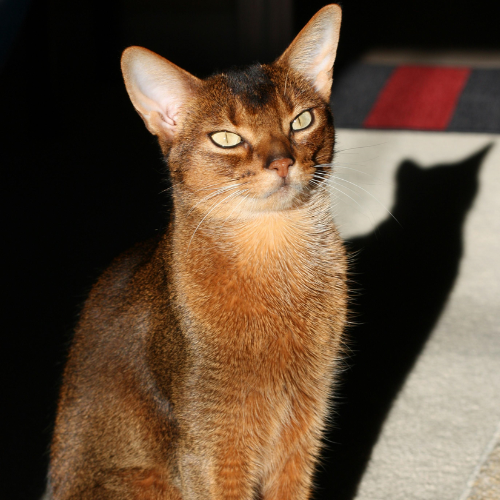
[245, 184, 312, 214]
[267, 183, 293, 198]
[271, 185, 302, 206]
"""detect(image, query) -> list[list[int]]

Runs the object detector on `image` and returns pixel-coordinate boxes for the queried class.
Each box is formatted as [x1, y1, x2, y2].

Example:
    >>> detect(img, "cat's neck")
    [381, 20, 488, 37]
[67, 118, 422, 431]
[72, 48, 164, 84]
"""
[168, 189, 343, 345]
[172, 191, 335, 267]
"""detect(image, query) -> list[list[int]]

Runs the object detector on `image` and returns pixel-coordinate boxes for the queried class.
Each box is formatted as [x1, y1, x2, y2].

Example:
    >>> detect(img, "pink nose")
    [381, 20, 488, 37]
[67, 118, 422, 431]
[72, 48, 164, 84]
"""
[268, 158, 294, 178]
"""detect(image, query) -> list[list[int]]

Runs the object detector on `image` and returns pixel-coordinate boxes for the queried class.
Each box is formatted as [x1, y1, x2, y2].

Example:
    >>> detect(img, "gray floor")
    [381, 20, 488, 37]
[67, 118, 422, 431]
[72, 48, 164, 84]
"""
[332, 129, 500, 500]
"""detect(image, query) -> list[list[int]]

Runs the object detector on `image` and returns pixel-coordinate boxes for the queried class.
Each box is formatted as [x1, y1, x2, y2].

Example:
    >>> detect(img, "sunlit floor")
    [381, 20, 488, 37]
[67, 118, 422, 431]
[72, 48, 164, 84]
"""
[330, 128, 500, 500]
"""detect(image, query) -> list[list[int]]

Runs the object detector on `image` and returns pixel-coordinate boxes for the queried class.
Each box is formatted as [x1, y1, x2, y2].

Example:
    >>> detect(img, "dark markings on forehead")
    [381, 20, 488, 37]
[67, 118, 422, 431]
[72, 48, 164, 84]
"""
[227, 101, 238, 126]
[225, 64, 275, 109]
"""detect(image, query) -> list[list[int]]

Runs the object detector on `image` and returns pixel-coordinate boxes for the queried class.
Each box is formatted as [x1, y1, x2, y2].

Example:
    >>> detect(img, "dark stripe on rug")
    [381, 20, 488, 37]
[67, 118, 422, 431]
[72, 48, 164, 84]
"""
[331, 64, 500, 133]
[331, 64, 395, 128]
[448, 69, 500, 133]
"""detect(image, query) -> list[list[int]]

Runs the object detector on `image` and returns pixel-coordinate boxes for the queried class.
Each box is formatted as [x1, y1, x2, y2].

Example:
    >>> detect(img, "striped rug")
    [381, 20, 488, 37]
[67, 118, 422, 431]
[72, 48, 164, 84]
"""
[332, 63, 500, 133]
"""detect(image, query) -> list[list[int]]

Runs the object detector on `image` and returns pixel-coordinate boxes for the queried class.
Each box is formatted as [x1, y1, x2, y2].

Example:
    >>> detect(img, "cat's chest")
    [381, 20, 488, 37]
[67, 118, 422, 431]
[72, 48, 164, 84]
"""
[174, 222, 340, 359]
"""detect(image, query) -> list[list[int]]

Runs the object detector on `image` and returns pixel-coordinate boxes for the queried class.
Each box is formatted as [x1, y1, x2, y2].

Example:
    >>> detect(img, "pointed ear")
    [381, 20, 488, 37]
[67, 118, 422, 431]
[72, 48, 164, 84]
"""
[277, 4, 341, 101]
[121, 47, 201, 140]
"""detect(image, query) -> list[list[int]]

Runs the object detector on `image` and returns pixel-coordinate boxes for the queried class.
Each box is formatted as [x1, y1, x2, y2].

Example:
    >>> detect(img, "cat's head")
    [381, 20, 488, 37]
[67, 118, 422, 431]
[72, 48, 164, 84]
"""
[121, 5, 341, 216]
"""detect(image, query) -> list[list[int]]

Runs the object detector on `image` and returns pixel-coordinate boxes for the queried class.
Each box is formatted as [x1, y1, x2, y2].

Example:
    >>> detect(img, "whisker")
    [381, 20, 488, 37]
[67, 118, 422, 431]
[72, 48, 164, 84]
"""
[310, 179, 328, 189]
[312, 172, 332, 180]
[221, 190, 251, 226]
[313, 167, 399, 224]
[334, 163, 375, 172]
[329, 178, 364, 197]
[161, 178, 243, 197]
[186, 189, 245, 254]
[329, 176, 400, 225]
[159, 180, 184, 195]
[334, 142, 388, 154]
[319, 165, 373, 177]
[329, 183, 366, 213]
[191, 179, 242, 193]
[187, 183, 247, 215]
[311, 171, 332, 185]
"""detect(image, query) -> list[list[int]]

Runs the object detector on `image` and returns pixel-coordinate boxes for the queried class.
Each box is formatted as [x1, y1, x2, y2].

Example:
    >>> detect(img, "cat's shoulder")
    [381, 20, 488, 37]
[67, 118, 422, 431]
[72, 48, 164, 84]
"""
[80, 229, 172, 320]
[99, 237, 160, 292]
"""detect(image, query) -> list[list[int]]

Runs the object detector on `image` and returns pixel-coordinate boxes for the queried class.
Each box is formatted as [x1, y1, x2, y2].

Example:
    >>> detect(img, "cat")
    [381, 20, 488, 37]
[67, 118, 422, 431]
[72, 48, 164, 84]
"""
[47, 5, 347, 500]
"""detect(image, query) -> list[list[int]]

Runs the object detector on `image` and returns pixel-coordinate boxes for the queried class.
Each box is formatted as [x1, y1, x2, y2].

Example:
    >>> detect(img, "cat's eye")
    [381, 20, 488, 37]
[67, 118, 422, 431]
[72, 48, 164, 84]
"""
[291, 110, 313, 131]
[210, 131, 242, 148]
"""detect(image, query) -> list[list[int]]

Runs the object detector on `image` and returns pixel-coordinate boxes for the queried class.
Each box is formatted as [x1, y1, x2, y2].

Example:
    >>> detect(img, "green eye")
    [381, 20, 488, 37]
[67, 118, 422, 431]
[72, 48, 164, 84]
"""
[210, 131, 242, 148]
[291, 110, 313, 131]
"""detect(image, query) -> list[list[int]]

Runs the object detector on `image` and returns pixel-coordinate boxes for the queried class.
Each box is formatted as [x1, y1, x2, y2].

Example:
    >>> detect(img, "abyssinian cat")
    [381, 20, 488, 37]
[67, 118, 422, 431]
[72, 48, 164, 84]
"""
[47, 5, 347, 499]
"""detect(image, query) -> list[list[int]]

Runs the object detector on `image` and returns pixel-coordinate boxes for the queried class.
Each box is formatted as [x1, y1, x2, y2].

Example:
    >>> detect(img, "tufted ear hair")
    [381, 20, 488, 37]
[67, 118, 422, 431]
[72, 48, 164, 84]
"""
[121, 46, 201, 141]
[277, 4, 341, 101]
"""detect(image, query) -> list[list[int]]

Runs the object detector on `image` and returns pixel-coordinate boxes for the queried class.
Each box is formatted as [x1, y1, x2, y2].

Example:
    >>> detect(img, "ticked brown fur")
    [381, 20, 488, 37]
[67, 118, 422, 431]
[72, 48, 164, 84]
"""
[48, 5, 347, 500]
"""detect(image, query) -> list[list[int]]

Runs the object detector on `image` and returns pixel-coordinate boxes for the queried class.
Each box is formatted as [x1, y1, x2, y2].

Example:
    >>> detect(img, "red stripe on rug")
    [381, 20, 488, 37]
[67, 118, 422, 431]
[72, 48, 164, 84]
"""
[363, 66, 471, 130]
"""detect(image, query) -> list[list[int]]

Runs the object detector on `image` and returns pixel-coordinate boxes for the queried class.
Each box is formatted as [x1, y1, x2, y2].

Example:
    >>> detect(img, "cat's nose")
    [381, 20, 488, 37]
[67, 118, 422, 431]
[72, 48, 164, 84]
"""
[268, 157, 294, 178]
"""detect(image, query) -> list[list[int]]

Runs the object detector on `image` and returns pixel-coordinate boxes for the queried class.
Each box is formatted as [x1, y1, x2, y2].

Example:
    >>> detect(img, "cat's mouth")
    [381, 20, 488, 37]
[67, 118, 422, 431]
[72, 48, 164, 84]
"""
[265, 179, 294, 198]
[227, 168, 321, 214]
[276, 177, 291, 189]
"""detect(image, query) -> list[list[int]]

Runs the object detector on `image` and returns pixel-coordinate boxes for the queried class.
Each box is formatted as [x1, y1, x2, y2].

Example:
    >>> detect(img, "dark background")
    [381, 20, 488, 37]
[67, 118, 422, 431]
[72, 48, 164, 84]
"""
[1, 1, 498, 499]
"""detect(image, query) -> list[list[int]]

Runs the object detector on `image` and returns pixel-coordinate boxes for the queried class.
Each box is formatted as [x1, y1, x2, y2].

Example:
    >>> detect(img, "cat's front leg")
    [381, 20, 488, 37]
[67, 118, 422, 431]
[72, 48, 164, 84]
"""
[178, 439, 259, 500]
[261, 445, 317, 500]
[260, 403, 325, 500]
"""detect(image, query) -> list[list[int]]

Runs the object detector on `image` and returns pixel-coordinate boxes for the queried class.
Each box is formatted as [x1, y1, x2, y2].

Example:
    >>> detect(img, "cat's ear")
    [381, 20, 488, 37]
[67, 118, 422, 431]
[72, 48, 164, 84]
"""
[277, 4, 341, 101]
[121, 47, 201, 140]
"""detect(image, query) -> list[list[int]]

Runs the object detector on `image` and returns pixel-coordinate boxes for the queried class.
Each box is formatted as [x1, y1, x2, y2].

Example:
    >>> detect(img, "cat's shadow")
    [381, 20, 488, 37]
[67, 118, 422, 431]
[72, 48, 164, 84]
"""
[315, 144, 491, 500]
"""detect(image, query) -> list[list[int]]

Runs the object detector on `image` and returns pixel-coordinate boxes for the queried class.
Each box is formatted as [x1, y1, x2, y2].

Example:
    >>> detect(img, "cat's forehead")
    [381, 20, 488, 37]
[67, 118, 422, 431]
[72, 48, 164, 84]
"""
[223, 65, 278, 110]
[198, 64, 316, 124]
